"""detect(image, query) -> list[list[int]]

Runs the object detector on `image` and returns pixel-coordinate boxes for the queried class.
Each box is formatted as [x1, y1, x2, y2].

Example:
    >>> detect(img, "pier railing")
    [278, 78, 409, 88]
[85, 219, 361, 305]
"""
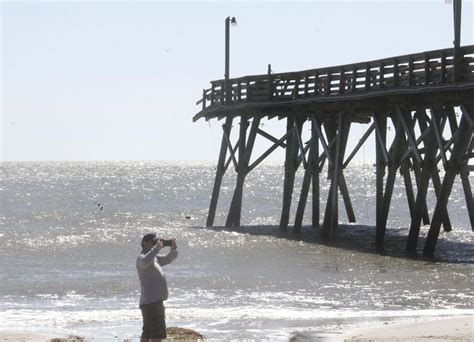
[194, 45, 474, 120]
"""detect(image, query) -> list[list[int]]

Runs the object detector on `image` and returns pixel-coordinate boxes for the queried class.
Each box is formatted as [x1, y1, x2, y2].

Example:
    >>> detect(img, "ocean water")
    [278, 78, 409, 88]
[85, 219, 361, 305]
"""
[0, 161, 472, 341]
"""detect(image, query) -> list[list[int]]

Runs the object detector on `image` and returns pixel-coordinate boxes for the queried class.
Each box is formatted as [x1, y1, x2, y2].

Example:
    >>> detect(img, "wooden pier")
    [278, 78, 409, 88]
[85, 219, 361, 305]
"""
[193, 43, 474, 256]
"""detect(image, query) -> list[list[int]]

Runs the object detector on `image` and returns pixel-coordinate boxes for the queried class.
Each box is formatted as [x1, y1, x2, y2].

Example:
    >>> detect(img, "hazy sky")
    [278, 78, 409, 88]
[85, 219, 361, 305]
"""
[1, 0, 473, 161]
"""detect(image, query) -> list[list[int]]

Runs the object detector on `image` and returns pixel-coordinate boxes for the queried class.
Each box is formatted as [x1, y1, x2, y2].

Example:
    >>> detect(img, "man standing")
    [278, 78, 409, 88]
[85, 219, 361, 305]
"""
[136, 233, 178, 341]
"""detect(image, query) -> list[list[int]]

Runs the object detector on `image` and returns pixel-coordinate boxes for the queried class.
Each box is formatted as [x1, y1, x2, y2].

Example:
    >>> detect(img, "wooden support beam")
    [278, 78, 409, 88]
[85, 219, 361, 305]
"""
[437, 135, 456, 164]
[324, 119, 338, 178]
[400, 124, 430, 164]
[223, 140, 240, 173]
[377, 115, 405, 247]
[407, 110, 430, 225]
[339, 170, 356, 223]
[460, 165, 474, 231]
[313, 118, 354, 222]
[400, 162, 417, 221]
[248, 128, 295, 174]
[207, 116, 233, 227]
[321, 118, 338, 237]
[411, 160, 431, 225]
[238, 117, 248, 169]
[225, 116, 260, 227]
[257, 128, 287, 149]
[222, 128, 239, 172]
[397, 106, 423, 165]
[374, 112, 387, 247]
[423, 108, 452, 232]
[399, 109, 422, 225]
[316, 136, 336, 168]
[468, 137, 474, 158]
[243, 118, 260, 168]
[424, 102, 473, 256]
[373, 113, 390, 165]
[327, 116, 356, 224]
[435, 106, 460, 164]
[322, 113, 351, 238]
[295, 121, 308, 169]
[402, 112, 428, 226]
[461, 109, 474, 128]
[297, 142, 311, 168]
[406, 110, 439, 253]
[294, 117, 318, 233]
[334, 115, 352, 234]
[318, 152, 327, 172]
[431, 165, 453, 232]
[312, 118, 331, 162]
[462, 136, 474, 229]
[315, 125, 355, 224]
[280, 115, 299, 230]
[446, 105, 458, 129]
[322, 121, 340, 237]
[431, 107, 448, 169]
[400, 111, 436, 224]
[312, 123, 320, 228]
[343, 122, 375, 169]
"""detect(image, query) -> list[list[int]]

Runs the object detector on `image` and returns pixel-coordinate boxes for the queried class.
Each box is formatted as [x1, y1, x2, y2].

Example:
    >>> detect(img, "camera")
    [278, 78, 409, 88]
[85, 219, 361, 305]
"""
[162, 239, 173, 247]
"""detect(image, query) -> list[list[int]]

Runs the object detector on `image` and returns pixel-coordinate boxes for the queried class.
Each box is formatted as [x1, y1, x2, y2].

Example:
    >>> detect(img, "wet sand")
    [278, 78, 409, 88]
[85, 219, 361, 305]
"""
[339, 315, 473, 341]
[0, 331, 83, 341]
[0, 326, 203, 341]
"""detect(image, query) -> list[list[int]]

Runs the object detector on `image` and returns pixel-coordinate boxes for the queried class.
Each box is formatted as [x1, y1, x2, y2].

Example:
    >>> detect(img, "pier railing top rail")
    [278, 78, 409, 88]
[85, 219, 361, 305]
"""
[194, 45, 474, 121]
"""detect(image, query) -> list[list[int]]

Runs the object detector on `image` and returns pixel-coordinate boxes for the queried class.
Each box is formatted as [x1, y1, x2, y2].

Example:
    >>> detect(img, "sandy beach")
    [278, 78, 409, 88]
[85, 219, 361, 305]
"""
[338, 315, 473, 341]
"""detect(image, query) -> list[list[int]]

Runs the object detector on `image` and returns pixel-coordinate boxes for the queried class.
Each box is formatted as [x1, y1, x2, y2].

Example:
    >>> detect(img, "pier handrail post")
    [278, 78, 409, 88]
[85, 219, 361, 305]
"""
[268, 64, 273, 100]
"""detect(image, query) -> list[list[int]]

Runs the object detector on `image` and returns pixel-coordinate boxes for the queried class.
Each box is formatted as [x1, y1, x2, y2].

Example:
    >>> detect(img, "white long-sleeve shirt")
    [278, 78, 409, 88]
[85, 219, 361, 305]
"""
[136, 244, 178, 305]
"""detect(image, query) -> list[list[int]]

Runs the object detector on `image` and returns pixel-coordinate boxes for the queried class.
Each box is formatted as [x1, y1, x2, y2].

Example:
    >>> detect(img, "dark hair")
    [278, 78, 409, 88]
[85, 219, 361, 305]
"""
[141, 233, 158, 246]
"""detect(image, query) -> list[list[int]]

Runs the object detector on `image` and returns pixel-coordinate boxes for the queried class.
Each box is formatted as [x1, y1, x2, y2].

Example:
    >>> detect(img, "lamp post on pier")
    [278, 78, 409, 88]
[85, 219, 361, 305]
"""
[225, 16, 237, 104]
[206, 16, 238, 227]
[452, 0, 462, 82]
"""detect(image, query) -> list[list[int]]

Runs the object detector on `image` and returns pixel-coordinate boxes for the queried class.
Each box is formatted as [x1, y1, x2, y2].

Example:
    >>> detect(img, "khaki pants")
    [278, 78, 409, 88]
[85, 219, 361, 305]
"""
[140, 300, 166, 339]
